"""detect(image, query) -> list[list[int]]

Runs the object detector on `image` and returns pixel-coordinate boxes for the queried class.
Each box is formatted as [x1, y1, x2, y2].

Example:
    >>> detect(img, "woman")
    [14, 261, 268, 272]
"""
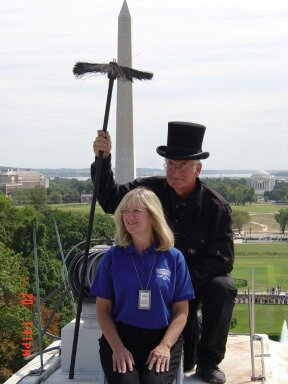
[90, 187, 194, 384]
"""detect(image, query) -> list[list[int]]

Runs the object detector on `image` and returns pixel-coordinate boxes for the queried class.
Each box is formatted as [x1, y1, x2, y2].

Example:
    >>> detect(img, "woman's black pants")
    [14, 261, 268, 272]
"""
[99, 322, 183, 384]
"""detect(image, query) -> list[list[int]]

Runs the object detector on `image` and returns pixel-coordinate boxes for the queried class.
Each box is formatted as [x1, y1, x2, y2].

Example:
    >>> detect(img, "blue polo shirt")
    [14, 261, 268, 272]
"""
[90, 244, 195, 329]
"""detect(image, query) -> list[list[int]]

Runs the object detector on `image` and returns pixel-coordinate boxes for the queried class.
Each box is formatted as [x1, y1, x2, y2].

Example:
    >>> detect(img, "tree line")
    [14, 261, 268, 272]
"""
[264, 181, 288, 203]
[11, 178, 94, 205]
[203, 177, 257, 205]
[10, 177, 260, 206]
[8, 177, 288, 206]
[8, 177, 288, 237]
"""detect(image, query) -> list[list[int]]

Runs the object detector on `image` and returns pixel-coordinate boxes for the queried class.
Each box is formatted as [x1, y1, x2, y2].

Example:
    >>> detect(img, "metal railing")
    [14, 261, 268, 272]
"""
[248, 269, 270, 383]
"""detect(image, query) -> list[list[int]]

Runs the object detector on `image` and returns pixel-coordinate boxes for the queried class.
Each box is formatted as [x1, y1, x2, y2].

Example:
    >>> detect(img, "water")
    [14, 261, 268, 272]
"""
[280, 320, 288, 343]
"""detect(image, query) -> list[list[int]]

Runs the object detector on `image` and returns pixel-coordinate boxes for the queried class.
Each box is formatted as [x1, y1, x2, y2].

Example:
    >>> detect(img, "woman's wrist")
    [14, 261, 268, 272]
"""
[160, 338, 172, 350]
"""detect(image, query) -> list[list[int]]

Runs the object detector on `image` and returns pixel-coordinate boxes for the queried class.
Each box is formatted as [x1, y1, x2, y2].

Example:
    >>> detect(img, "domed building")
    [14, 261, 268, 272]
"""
[247, 170, 275, 195]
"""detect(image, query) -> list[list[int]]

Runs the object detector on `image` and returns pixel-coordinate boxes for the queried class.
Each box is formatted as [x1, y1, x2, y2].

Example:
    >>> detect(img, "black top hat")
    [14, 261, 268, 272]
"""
[156, 121, 210, 160]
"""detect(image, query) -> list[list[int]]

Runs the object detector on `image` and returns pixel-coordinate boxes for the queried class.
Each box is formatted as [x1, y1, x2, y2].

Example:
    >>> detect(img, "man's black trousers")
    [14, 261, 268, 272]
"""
[182, 275, 237, 371]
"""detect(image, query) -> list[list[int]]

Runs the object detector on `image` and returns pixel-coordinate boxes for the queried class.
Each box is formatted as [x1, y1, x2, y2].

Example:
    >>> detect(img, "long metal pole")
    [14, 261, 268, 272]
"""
[248, 288, 256, 379]
[69, 77, 115, 379]
[33, 223, 44, 373]
[251, 268, 255, 336]
[52, 215, 76, 314]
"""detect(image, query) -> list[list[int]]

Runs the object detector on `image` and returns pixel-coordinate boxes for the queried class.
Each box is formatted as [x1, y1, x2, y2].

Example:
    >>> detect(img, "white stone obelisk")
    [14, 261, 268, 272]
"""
[115, 0, 136, 183]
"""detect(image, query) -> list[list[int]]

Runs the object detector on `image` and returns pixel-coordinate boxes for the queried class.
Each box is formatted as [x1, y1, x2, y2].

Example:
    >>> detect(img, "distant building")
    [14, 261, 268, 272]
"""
[80, 193, 93, 203]
[0, 169, 49, 196]
[247, 170, 275, 196]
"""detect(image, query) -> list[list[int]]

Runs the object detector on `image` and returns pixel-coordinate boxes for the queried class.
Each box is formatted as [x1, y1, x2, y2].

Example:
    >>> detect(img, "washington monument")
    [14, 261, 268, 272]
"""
[115, 1, 135, 183]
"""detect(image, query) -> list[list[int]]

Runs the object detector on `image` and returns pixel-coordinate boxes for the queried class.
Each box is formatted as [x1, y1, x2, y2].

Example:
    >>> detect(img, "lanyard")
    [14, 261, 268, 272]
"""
[131, 253, 157, 290]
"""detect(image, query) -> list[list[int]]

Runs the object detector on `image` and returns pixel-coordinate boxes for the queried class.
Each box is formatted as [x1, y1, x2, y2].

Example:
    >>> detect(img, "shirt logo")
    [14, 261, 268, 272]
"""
[156, 268, 171, 281]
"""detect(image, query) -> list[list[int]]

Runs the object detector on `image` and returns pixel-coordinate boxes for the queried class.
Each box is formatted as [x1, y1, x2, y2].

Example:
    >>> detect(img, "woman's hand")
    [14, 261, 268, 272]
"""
[96, 297, 134, 374]
[146, 301, 189, 373]
[146, 343, 171, 372]
[112, 345, 135, 373]
[93, 130, 112, 158]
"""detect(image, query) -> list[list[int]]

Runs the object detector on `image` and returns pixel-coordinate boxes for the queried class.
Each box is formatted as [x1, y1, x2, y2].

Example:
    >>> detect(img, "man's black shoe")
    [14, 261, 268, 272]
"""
[196, 364, 226, 384]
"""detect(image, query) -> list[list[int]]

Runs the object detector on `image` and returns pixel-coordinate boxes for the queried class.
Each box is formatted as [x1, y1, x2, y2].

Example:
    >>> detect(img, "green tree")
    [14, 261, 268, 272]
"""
[11, 206, 45, 257]
[0, 197, 116, 381]
[48, 192, 63, 204]
[62, 189, 80, 203]
[232, 210, 250, 235]
[45, 210, 90, 255]
[0, 243, 31, 382]
[92, 213, 115, 242]
[0, 194, 18, 248]
[213, 183, 231, 201]
[264, 181, 288, 203]
[243, 187, 257, 204]
[205, 178, 257, 205]
[47, 179, 85, 204]
[274, 208, 288, 234]
[45, 209, 115, 255]
[28, 186, 48, 211]
[11, 189, 30, 205]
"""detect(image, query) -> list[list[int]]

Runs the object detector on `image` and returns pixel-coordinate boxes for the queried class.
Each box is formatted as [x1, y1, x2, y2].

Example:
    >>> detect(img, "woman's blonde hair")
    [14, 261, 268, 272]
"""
[114, 187, 174, 251]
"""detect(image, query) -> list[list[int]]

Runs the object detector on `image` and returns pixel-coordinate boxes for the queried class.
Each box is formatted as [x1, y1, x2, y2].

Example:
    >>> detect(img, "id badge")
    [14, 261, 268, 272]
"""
[138, 290, 151, 310]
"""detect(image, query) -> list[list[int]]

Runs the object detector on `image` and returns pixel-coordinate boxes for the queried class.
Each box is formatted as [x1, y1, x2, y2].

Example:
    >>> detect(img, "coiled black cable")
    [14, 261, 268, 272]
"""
[66, 243, 110, 299]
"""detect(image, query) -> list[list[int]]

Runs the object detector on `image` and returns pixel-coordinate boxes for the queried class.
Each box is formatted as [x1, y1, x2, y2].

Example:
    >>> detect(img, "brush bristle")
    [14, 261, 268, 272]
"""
[72, 61, 153, 82]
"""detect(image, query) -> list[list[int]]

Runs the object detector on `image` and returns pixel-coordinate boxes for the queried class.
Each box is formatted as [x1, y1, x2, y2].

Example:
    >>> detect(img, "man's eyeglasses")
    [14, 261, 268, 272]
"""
[163, 162, 198, 172]
[122, 208, 146, 216]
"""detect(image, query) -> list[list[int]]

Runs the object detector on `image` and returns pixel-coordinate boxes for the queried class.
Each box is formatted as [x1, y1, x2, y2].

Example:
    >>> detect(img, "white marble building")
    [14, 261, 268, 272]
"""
[247, 170, 275, 195]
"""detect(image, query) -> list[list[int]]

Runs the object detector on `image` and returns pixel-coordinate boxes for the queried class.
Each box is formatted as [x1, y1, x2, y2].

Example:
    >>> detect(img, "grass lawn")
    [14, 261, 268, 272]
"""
[50, 203, 104, 215]
[53, 202, 288, 214]
[231, 252, 288, 339]
[243, 213, 281, 233]
[232, 203, 288, 233]
[232, 304, 288, 341]
[234, 243, 288, 256]
[231, 203, 288, 214]
[232, 255, 288, 293]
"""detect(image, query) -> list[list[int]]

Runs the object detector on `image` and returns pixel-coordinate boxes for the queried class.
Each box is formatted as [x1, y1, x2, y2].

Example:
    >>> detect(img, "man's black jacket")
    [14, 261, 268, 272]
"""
[91, 157, 234, 290]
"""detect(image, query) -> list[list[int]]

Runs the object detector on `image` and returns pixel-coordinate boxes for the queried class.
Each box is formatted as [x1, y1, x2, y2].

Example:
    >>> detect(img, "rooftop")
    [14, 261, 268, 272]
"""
[4, 332, 288, 384]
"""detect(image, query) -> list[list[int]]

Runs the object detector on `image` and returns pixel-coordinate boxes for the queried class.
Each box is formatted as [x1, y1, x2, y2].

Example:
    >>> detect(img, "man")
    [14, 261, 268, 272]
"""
[92, 121, 237, 384]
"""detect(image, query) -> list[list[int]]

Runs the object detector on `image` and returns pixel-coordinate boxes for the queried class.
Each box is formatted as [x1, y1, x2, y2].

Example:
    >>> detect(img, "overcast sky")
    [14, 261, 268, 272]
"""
[1, 0, 288, 170]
